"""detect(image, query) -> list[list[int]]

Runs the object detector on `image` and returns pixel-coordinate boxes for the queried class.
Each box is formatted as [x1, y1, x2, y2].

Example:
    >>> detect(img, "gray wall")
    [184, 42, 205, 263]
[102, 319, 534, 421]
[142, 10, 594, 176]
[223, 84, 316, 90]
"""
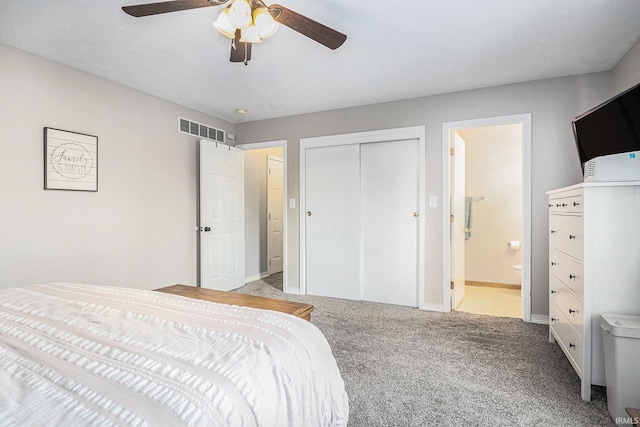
[0, 44, 234, 290]
[3, 33, 638, 316]
[235, 73, 611, 317]
[612, 38, 640, 94]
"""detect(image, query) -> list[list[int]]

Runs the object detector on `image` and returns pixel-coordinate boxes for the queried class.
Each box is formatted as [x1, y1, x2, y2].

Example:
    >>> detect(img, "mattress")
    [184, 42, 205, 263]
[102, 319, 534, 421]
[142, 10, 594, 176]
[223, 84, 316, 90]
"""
[0, 283, 348, 426]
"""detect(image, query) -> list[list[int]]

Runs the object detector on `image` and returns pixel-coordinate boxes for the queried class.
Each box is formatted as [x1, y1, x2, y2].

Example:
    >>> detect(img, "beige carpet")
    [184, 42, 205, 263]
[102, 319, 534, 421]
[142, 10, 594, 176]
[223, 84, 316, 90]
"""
[234, 275, 613, 427]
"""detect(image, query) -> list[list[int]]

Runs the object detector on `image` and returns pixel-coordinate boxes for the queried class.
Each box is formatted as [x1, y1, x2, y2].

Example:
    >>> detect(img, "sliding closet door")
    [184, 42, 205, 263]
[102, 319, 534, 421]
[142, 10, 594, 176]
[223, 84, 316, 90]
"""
[305, 144, 361, 300]
[361, 139, 419, 306]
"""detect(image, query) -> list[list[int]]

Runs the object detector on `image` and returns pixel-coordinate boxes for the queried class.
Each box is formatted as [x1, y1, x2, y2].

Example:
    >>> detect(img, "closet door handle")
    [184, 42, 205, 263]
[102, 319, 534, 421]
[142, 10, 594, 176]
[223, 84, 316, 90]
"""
[307, 211, 312, 217]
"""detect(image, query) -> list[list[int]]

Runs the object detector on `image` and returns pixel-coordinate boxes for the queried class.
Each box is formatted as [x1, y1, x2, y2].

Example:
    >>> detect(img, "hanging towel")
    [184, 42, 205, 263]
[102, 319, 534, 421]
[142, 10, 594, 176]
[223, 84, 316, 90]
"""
[464, 197, 473, 239]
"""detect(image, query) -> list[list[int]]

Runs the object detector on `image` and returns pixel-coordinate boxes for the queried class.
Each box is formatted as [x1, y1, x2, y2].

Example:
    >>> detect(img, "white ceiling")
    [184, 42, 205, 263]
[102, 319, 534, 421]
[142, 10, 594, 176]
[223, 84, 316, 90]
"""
[1, 0, 639, 124]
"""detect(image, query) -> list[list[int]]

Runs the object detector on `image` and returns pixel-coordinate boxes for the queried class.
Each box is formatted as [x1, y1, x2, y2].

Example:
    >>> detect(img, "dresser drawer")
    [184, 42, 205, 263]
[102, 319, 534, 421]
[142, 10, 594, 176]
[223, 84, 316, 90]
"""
[549, 276, 584, 331]
[549, 190, 583, 215]
[549, 303, 584, 377]
[549, 248, 584, 296]
[549, 214, 584, 261]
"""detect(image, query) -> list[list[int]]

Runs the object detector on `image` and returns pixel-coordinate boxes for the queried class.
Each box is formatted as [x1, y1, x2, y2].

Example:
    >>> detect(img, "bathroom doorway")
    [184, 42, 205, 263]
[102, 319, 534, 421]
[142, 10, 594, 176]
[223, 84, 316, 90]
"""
[443, 114, 531, 320]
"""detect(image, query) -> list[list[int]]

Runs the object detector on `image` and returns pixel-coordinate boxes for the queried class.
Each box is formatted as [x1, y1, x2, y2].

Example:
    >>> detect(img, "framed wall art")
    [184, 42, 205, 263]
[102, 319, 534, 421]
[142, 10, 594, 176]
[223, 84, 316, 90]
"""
[44, 127, 98, 192]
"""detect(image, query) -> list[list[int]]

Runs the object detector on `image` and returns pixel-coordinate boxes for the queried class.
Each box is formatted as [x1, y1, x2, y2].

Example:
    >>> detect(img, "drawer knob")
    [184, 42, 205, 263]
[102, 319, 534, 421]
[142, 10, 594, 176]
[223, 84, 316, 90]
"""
[569, 274, 576, 279]
[548, 204, 553, 208]
[569, 235, 576, 240]
[569, 309, 578, 314]
[556, 203, 561, 207]
[551, 317, 559, 322]
[569, 343, 576, 349]
[551, 262, 557, 266]
[550, 230, 557, 234]
[573, 202, 580, 207]
[562, 203, 567, 207]
[551, 290, 558, 294]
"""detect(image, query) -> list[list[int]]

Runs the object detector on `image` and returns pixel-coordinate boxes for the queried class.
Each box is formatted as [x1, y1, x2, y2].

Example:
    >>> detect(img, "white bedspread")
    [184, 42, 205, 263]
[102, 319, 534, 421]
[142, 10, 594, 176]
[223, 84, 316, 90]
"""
[0, 283, 348, 426]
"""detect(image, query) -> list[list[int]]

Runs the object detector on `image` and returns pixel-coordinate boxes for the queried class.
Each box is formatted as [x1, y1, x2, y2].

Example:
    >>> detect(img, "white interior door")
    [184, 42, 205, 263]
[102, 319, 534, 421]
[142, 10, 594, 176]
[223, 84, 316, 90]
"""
[451, 132, 466, 308]
[305, 144, 361, 300]
[199, 140, 244, 291]
[361, 139, 419, 307]
[267, 155, 284, 275]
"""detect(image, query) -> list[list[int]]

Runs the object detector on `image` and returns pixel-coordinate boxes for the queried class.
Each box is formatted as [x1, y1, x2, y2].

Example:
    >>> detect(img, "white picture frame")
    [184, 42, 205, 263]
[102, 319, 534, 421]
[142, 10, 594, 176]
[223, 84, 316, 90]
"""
[44, 127, 98, 192]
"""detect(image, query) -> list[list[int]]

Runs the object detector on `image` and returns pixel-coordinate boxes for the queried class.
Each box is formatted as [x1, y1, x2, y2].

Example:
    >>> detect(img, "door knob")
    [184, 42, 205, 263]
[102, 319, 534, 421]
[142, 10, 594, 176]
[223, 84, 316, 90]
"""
[203, 226, 211, 232]
[413, 212, 419, 217]
[307, 211, 312, 216]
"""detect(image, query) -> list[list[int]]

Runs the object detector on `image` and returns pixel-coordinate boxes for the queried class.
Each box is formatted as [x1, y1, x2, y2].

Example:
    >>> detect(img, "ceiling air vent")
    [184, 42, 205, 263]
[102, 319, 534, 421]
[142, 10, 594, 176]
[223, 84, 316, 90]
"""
[178, 117, 225, 143]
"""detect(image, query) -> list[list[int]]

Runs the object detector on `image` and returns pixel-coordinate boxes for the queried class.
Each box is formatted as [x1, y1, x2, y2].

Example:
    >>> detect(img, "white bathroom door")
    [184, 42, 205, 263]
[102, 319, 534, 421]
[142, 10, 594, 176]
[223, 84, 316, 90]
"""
[267, 155, 284, 274]
[305, 144, 361, 300]
[199, 140, 244, 291]
[361, 139, 419, 307]
[451, 132, 466, 308]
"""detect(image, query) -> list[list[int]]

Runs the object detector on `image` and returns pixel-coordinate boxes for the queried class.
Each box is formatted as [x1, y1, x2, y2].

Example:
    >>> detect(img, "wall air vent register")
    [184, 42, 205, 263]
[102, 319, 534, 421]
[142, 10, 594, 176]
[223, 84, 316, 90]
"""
[178, 117, 225, 143]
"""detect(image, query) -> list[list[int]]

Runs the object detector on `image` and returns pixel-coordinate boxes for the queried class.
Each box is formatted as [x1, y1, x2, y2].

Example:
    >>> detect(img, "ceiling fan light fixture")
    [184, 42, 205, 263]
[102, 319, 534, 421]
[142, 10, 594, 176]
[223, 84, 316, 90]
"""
[213, 8, 236, 39]
[227, 0, 252, 29]
[240, 24, 262, 43]
[253, 7, 278, 39]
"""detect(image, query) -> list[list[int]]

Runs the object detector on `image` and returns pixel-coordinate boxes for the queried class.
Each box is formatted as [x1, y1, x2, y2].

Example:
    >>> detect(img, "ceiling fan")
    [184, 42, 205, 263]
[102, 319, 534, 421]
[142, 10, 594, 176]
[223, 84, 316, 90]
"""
[122, 0, 347, 64]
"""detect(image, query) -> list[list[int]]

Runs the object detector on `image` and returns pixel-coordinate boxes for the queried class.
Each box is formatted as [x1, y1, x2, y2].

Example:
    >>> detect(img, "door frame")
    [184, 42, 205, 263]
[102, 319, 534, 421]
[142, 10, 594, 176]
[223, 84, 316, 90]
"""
[299, 126, 426, 308]
[237, 140, 289, 293]
[441, 114, 532, 321]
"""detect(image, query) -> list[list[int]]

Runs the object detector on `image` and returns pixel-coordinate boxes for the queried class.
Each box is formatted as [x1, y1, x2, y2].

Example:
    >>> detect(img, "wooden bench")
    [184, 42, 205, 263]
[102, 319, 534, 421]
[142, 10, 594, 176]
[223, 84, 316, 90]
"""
[154, 285, 314, 321]
[626, 408, 640, 425]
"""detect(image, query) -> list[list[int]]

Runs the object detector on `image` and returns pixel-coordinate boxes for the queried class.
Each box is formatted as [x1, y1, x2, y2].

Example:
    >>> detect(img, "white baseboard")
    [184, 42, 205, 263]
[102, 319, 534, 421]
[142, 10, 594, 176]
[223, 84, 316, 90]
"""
[530, 314, 549, 325]
[420, 303, 446, 312]
[244, 272, 270, 284]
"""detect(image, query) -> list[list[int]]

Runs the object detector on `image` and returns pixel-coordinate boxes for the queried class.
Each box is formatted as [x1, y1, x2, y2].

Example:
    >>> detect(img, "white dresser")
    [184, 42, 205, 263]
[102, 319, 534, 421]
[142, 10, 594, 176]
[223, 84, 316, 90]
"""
[547, 182, 640, 401]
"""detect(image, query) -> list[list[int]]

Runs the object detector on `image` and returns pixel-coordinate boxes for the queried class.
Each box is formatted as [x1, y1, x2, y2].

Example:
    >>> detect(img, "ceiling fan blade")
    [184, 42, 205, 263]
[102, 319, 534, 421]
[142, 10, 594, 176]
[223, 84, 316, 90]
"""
[230, 29, 252, 64]
[269, 4, 346, 50]
[122, 0, 227, 17]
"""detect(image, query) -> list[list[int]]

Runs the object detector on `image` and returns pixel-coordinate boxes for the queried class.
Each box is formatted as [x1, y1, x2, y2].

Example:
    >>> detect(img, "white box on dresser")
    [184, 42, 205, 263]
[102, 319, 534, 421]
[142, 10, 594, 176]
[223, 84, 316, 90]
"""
[547, 181, 640, 401]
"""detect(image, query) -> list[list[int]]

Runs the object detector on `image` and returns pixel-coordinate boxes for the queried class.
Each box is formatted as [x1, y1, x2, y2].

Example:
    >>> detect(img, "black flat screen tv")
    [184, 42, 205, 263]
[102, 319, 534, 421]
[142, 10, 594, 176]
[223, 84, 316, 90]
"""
[572, 81, 640, 171]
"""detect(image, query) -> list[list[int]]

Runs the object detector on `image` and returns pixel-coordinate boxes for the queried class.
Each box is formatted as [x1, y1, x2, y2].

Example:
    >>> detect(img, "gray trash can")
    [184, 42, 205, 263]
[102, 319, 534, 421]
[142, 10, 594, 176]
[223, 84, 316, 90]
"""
[600, 314, 640, 425]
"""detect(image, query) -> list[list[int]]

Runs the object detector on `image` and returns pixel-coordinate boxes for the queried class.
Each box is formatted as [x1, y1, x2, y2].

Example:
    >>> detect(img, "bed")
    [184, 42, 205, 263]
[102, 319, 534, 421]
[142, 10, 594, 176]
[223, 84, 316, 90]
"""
[0, 282, 349, 426]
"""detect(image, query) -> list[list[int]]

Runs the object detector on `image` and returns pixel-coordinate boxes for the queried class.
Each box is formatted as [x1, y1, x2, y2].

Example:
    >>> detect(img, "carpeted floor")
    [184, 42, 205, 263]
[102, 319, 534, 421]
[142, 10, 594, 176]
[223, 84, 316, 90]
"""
[234, 274, 614, 427]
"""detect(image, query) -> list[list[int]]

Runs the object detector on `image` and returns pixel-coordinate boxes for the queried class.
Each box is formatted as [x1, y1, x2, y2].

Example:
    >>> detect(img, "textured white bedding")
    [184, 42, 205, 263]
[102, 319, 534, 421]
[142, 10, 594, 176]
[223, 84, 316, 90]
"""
[0, 283, 348, 426]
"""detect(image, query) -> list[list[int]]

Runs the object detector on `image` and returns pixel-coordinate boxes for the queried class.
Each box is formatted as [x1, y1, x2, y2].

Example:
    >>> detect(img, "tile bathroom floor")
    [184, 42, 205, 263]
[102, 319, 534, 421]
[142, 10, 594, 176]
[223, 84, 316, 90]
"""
[456, 285, 522, 318]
